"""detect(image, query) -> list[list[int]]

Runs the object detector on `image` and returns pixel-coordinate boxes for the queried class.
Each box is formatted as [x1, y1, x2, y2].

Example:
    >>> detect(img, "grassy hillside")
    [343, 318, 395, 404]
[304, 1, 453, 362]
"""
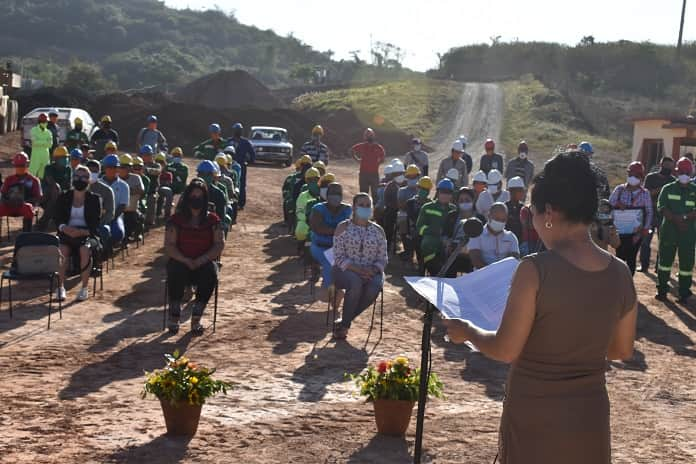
[291, 79, 465, 144]
[501, 76, 631, 187]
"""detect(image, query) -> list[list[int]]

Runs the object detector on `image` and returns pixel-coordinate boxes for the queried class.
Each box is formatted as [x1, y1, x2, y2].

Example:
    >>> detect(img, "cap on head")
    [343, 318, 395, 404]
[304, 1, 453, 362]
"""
[13, 152, 29, 166]
[170, 146, 183, 157]
[437, 178, 455, 192]
[312, 125, 324, 136]
[363, 128, 375, 140]
[677, 157, 693, 175]
[147, 115, 158, 123]
[458, 135, 468, 147]
[384, 164, 395, 175]
[132, 156, 144, 167]
[48, 108, 59, 117]
[418, 176, 433, 190]
[119, 153, 134, 166]
[105, 141, 118, 151]
[232, 123, 244, 130]
[473, 170, 487, 183]
[101, 115, 112, 123]
[391, 159, 405, 173]
[197, 160, 217, 174]
[155, 152, 167, 163]
[508, 176, 525, 189]
[298, 154, 313, 166]
[38, 113, 48, 122]
[518, 140, 528, 153]
[102, 154, 120, 168]
[627, 161, 645, 178]
[405, 164, 420, 177]
[70, 148, 83, 160]
[578, 141, 594, 154]
[140, 144, 154, 155]
[223, 145, 236, 155]
[487, 169, 503, 185]
[304, 167, 321, 181]
[451, 140, 464, 152]
[484, 138, 495, 150]
[53, 146, 69, 158]
[208, 123, 221, 134]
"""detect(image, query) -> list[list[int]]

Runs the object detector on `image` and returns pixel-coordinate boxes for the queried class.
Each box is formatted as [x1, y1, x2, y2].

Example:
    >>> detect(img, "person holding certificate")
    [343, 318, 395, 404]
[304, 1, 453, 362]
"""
[608, 161, 653, 275]
[446, 151, 637, 464]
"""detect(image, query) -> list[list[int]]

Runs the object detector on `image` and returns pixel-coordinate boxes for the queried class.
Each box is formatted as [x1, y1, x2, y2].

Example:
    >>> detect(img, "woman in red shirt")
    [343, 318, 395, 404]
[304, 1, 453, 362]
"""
[165, 179, 224, 335]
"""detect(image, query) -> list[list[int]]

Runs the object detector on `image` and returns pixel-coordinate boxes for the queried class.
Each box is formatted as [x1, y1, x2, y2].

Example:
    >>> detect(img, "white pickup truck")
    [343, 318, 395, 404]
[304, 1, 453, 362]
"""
[249, 126, 293, 167]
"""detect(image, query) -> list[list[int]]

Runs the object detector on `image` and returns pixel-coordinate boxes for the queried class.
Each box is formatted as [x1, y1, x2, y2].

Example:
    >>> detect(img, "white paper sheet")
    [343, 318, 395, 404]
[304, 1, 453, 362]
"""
[404, 257, 519, 331]
[612, 209, 643, 235]
[324, 248, 335, 266]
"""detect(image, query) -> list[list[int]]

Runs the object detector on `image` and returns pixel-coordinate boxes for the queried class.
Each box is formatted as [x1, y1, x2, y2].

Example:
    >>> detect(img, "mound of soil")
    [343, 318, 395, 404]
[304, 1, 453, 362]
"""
[15, 86, 94, 119]
[176, 70, 282, 110]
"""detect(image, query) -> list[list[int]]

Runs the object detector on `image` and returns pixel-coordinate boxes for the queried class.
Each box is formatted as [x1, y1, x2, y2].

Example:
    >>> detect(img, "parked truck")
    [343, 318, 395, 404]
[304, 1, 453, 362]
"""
[0, 62, 21, 134]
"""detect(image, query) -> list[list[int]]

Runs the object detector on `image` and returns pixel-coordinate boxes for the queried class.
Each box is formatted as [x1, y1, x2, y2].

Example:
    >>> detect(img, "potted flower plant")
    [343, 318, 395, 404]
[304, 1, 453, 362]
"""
[142, 350, 233, 436]
[349, 356, 443, 436]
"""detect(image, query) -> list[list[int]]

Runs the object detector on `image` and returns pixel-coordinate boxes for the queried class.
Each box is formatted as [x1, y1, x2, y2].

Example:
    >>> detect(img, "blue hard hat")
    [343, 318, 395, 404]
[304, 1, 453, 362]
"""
[578, 141, 594, 154]
[208, 123, 221, 134]
[70, 148, 83, 159]
[437, 178, 455, 192]
[102, 154, 120, 168]
[232, 122, 243, 130]
[197, 160, 217, 174]
[140, 144, 154, 155]
[147, 115, 158, 123]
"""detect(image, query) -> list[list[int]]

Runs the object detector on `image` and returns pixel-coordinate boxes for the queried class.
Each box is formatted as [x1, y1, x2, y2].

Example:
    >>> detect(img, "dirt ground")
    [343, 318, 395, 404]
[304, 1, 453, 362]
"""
[0, 112, 695, 464]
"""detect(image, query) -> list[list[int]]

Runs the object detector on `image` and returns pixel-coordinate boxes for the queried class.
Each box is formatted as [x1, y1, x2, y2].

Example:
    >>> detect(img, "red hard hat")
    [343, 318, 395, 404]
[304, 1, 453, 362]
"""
[364, 128, 375, 140]
[627, 161, 645, 178]
[484, 138, 495, 150]
[677, 157, 694, 174]
[13, 152, 29, 166]
[37, 113, 48, 122]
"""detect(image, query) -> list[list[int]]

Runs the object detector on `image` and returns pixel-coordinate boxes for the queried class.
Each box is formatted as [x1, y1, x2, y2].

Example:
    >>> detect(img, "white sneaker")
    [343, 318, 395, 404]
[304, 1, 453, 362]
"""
[77, 287, 89, 301]
[55, 287, 66, 301]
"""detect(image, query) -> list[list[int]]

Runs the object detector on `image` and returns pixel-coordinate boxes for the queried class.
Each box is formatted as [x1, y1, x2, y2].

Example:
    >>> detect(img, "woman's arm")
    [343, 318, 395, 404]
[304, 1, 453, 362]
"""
[607, 303, 637, 361]
[164, 223, 190, 265]
[446, 259, 539, 363]
[198, 223, 224, 265]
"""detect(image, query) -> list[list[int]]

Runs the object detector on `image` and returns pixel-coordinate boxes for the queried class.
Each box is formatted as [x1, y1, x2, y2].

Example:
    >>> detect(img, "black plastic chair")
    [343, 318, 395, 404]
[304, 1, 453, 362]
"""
[0, 232, 62, 329]
[162, 261, 220, 333]
[327, 284, 384, 343]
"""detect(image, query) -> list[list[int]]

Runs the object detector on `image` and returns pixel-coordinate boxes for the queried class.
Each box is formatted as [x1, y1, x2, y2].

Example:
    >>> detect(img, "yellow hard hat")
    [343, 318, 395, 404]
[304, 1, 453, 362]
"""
[170, 146, 183, 157]
[105, 141, 117, 151]
[74, 117, 83, 126]
[119, 153, 133, 166]
[418, 176, 433, 190]
[304, 167, 321, 181]
[312, 125, 324, 136]
[132, 156, 144, 167]
[299, 154, 313, 166]
[312, 160, 326, 175]
[215, 153, 228, 167]
[53, 146, 69, 158]
[226, 154, 234, 165]
[320, 173, 336, 185]
[101, 115, 112, 123]
[406, 164, 421, 177]
[155, 152, 167, 163]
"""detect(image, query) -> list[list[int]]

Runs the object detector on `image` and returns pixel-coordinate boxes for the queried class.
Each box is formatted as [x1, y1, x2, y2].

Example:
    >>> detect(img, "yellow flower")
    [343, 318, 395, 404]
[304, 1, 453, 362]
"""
[394, 356, 409, 366]
[190, 376, 199, 385]
[148, 377, 158, 385]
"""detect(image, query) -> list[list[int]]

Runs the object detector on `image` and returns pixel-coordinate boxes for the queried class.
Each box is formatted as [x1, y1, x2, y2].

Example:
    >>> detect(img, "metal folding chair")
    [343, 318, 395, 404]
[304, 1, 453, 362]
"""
[327, 285, 384, 343]
[162, 262, 220, 333]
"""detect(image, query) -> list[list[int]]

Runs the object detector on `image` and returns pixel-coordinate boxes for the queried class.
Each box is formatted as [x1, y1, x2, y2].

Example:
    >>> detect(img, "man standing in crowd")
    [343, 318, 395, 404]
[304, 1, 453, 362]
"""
[505, 140, 534, 186]
[437, 140, 468, 186]
[656, 157, 696, 304]
[194, 123, 227, 161]
[480, 138, 504, 174]
[404, 138, 429, 176]
[301, 125, 330, 164]
[91, 115, 119, 160]
[136, 115, 167, 154]
[578, 141, 610, 200]
[640, 156, 675, 272]
[47, 109, 60, 154]
[228, 122, 255, 209]
[66, 117, 89, 151]
[351, 128, 386, 202]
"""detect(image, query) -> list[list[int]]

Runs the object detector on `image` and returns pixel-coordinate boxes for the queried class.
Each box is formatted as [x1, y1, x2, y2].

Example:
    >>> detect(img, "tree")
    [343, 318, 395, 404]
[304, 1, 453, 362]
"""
[63, 60, 114, 93]
[579, 36, 595, 47]
[290, 64, 315, 84]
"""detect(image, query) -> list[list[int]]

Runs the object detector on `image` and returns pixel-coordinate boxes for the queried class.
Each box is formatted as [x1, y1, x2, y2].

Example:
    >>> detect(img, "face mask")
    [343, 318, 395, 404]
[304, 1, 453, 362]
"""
[678, 174, 691, 184]
[366, 137, 375, 143]
[89, 172, 99, 184]
[72, 179, 88, 191]
[312, 135, 321, 142]
[488, 219, 506, 233]
[395, 175, 405, 184]
[172, 157, 181, 164]
[189, 197, 206, 210]
[488, 184, 498, 195]
[459, 202, 474, 211]
[407, 178, 418, 187]
[327, 194, 342, 207]
[320, 187, 328, 200]
[39, 122, 47, 129]
[627, 176, 641, 187]
[308, 182, 320, 196]
[519, 152, 527, 160]
[56, 158, 68, 167]
[660, 167, 672, 176]
[75, 125, 82, 131]
[414, 144, 422, 151]
[417, 189, 429, 200]
[597, 212, 612, 222]
[356, 206, 372, 221]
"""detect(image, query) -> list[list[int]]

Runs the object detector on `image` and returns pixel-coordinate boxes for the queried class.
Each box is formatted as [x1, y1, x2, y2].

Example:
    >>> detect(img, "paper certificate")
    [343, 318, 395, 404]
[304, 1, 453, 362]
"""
[612, 209, 643, 235]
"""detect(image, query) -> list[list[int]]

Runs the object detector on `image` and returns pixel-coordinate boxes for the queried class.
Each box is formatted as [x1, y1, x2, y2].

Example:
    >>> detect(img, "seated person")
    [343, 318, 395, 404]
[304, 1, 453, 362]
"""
[155, 152, 174, 219]
[332, 193, 387, 339]
[196, 161, 230, 231]
[468, 202, 520, 269]
[449, 187, 478, 275]
[117, 154, 145, 241]
[168, 147, 189, 195]
[309, 182, 352, 300]
[38, 145, 72, 230]
[165, 179, 225, 335]
[295, 167, 321, 243]
[86, 160, 115, 257]
[100, 154, 129, 244]
[505, 176, 526, 242]
[55, 165, 102, 302]
[0, 152, 42, 233]
[416, 178, 458, 276]
[405, 176, 433, 270]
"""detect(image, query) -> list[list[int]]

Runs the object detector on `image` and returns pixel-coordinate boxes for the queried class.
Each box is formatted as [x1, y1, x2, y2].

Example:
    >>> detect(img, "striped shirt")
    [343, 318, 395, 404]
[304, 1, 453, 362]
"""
[609, 184, 653, 231]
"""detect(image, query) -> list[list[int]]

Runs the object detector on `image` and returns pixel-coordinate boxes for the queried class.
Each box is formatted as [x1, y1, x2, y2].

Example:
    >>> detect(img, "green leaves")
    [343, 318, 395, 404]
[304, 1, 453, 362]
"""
[348, 357, 444, 402]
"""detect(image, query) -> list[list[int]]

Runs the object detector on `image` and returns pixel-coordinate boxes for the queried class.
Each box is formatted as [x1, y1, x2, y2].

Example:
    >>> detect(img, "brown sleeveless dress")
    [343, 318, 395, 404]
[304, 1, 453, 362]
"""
[498, 251, 636, 464]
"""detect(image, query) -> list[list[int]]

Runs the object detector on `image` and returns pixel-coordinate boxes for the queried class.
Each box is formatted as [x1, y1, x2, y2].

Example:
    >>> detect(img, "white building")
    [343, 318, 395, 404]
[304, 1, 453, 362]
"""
[632, 114, 696, 170]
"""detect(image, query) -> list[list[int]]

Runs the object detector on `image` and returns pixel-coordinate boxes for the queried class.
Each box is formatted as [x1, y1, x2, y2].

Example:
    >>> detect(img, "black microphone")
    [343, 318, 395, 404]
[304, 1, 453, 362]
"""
[437, 217, 484, 277]
[462, 217, 484, 240]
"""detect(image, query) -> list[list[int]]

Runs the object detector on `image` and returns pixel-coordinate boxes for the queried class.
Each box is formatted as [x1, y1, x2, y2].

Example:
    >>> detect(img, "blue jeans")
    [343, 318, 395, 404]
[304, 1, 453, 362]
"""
[310, 243, 332, 288]
[332, 267, 383, 329]
[110, 216, 125, 243]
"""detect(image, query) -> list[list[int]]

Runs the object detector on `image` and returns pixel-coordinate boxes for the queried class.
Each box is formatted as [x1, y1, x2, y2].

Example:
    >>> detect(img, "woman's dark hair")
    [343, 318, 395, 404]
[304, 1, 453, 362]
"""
[176, 178, 209, 220]
[531, 151, 598, 224]
[457, 187, 475, 201]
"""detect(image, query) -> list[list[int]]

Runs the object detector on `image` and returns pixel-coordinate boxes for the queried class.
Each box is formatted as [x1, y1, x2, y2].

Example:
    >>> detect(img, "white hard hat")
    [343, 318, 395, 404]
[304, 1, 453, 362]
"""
[508, 176, 525, 189]
[446, 168, 460, 180]
[473, 170, 487, 183]
[458, 135, 468, 146]
[487, 169, 503, 185]
[384, 164, 395, 175]
[451, 140, 464, 152]
[391, 159, 405, 173]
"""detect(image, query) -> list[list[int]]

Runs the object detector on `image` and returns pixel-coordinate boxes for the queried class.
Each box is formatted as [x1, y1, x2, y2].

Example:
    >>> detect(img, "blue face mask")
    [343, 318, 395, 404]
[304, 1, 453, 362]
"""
[172, 157, 182, 164]
[407, 178, 418, 187]
[356, 206, 372, 221]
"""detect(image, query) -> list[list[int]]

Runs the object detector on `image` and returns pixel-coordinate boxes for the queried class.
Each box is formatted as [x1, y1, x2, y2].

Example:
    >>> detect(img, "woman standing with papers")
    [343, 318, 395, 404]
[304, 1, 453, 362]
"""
[446, 152, 637, 464]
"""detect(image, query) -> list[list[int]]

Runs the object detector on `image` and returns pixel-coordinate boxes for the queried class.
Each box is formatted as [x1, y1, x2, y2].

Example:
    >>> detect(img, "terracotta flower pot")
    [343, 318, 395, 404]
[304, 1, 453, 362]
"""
[373, 399, 416, 436]
[159, 399, 203, 436]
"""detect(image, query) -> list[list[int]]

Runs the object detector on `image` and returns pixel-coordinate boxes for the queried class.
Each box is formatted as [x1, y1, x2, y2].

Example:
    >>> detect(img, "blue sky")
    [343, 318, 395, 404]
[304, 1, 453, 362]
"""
[165, 0, 695, 71]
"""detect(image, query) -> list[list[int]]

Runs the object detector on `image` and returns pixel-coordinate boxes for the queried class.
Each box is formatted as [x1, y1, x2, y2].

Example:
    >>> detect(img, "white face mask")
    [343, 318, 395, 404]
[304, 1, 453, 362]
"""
[89, 172, 99, 184]
[678, 174, 691, 184]
[488, 219, 506, 233]
[395, 175, 405, 184]
[627, 176, 641, 187]
[487, 184, 498, 195]
[414, 144, 422, 151]
[320, 187, 328, 200]
[459, 202, 474, 211]
[519, 152, 527, 160]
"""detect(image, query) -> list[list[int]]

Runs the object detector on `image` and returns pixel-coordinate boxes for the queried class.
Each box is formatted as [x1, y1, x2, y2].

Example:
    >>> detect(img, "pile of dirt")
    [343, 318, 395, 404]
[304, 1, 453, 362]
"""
[14, 86, 95, 119]
[176, 70, 282, 110]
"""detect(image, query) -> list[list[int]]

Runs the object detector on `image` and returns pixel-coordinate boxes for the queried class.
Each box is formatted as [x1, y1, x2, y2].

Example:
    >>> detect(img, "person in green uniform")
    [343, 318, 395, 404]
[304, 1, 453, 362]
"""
[196, 161, 231, 232]
[656, 157, 696, 303]
[66, 117, 89, 150]
[295, 167, 321, 242]
[168, 147, 189, 195]
[194, 123, 227, 160]
[416, 178, 458, 276]
[29, 113, 53, 178]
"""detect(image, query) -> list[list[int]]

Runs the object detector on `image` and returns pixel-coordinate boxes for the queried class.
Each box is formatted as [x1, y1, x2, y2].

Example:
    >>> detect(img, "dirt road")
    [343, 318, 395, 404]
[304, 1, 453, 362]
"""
[0, 110, 695, 464]
[430, 83, 505, 168]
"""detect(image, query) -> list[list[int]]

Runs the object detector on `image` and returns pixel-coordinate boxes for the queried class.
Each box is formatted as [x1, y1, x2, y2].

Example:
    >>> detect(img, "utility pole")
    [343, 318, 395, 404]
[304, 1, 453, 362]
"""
[677, 0, 687, 60]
